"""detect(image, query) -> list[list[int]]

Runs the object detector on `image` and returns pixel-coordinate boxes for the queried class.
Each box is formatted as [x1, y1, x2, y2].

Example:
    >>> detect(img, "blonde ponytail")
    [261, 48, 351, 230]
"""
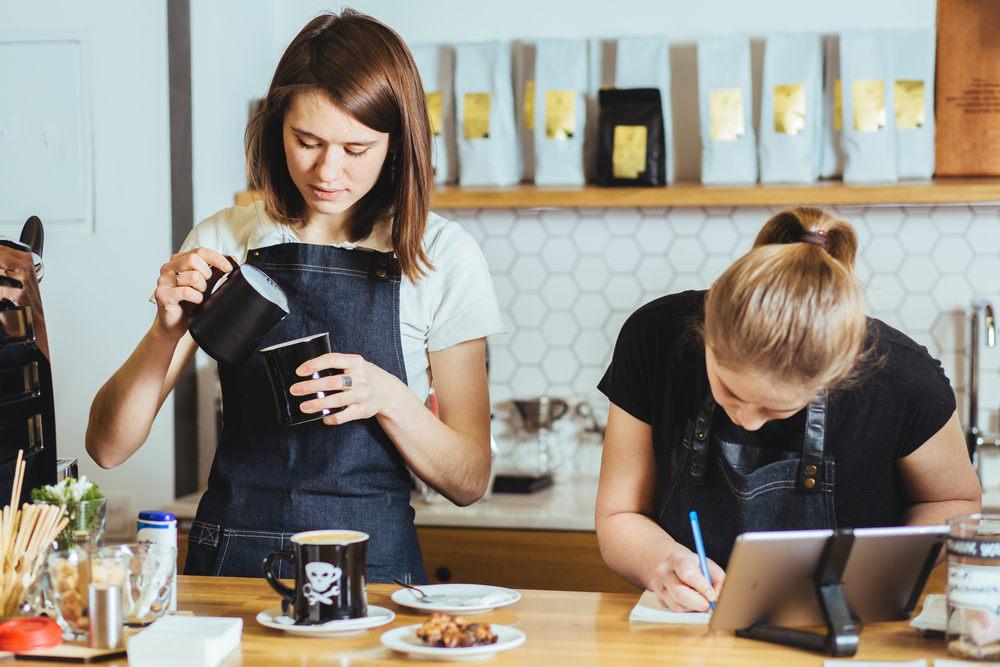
[703, 207, 867, 389]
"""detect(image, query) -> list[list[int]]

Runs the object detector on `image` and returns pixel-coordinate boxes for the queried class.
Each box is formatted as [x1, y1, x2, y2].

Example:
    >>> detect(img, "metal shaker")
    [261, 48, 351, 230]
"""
[88, 585, 123, 649]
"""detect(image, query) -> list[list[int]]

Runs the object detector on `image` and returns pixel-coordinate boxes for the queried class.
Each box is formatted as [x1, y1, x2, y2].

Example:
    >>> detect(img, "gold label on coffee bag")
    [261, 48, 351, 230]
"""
[545, 90, 575, 140]
[852, 79, 886, 132]
[709, 88, 745, 141]
[834, 79, 842, 131]
[524, 80, 535, 131]
[425, 91, 442, 136]
[894, 80, 925, 130]
[612, 125, 647, 179]
[464, 92, 491, 140]
[774, 84, 806, 135]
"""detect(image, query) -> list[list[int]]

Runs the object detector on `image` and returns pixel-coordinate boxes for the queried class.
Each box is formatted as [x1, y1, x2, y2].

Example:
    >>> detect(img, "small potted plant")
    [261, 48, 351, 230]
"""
[31, 477, 107, 550]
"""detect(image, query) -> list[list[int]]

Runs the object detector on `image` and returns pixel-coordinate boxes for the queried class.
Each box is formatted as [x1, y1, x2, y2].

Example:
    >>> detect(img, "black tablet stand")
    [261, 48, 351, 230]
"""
[735, 529, 860, 657]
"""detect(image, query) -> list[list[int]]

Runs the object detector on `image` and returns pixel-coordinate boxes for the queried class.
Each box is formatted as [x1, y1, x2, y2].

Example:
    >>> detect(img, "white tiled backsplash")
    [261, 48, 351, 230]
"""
[438, 204, 1000, 445]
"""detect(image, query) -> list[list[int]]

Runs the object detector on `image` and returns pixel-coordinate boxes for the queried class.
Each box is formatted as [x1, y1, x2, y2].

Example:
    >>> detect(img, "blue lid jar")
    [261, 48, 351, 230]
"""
[138, 511, 176, 522]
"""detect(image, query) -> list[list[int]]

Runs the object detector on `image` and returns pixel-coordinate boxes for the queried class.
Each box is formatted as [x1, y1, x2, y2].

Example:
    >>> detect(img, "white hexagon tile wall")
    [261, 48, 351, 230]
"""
[438, 204, 1000, 434]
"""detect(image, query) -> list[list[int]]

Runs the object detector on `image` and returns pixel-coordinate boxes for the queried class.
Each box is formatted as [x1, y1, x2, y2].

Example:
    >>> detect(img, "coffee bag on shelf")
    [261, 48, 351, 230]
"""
[820, 35, 844, 179]
[533, 39, 589, 185]
[839, 30, 897, 182]
[615, 36, 674, 184]
[410, 44, 457, 185]
[892, 28, 936, 179]
[936, 0, 1000, 176]
[454, 41, 520, 186]
[584, 38, 614, 183]
[759, 32, 823, 183]
[597, 88, 665, 187]
[697, 36, 757, 184]
[514, 41, 536, 183]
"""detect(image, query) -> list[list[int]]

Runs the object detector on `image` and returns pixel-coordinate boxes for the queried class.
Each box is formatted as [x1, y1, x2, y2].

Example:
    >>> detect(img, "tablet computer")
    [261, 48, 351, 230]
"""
[709, 524, 947, 631]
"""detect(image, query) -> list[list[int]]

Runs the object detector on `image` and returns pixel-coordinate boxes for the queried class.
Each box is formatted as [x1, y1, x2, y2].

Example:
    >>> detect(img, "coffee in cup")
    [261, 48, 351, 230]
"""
[263, 530, 368, 624]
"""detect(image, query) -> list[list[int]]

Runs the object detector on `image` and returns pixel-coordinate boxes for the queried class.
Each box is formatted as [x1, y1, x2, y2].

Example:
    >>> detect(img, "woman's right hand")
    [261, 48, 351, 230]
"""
[649, 547, 725, 612]
[152, 248, 233, 338]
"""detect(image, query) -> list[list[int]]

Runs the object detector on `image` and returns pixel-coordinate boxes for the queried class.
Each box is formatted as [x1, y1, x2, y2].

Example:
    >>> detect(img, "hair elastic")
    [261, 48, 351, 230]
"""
[798, 229, 828, 250]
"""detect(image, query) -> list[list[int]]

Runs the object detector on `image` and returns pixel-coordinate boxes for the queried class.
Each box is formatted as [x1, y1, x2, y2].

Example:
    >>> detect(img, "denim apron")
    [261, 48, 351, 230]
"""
[185, 242, 426, 584]
[657, 389, 835, 569]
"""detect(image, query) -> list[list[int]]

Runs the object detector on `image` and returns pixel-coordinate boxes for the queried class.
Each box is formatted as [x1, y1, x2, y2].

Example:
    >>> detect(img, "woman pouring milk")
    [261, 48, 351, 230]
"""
[595, 207, 980, 612]
[86, 10, 504, 583]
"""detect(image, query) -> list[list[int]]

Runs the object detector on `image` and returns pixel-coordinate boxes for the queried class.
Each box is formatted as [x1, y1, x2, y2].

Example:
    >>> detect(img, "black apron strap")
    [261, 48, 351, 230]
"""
[797, 390, 828, 494]
[688, 389, 716, 485]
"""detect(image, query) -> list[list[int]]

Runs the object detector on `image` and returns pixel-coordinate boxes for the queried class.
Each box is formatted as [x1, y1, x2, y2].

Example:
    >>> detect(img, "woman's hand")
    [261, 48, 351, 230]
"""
[649, 548, 725, 612]
[292, 352, 398, 424]
[152, 248, 233, 339]
[0, 242, 49, 359]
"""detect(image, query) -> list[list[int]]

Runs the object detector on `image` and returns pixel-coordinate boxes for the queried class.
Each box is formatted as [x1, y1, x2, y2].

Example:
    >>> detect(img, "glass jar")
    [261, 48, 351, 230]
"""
[947, 511, 1000, 659]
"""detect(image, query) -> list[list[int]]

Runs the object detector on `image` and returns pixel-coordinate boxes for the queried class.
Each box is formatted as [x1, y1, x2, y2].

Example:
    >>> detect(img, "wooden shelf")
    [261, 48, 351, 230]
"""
[236, 177, 1000, 210]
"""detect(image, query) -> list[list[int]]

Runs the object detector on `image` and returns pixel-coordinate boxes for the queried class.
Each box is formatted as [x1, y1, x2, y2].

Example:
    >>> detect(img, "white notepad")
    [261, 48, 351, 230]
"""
[909, 594, 947, 632]
[126, 616, 243, 667]
[629, 590, 712, 625]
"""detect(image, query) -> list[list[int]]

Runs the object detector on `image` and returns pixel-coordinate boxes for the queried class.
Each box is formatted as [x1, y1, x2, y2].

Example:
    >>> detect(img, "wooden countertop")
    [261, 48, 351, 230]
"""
[236, 177, 1000, 209]
[26, 566, 952, 666]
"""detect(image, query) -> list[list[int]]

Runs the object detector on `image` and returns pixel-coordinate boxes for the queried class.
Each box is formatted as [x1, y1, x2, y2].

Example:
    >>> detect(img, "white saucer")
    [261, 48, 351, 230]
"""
[390, 584, 521, 616]
[380, 623, 526, 661]
[256, 604, 394, 637]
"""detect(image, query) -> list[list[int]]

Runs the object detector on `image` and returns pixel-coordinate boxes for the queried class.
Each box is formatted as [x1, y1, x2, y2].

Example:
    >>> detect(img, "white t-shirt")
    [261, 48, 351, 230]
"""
[179, 202, 506, 403]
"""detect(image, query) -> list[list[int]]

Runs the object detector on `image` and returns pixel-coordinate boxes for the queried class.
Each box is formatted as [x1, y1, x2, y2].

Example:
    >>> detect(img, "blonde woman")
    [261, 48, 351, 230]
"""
[595, 207, 980, 612]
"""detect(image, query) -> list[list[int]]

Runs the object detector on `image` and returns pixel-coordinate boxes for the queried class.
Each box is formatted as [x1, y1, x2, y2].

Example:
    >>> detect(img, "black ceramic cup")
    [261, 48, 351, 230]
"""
[260, 332, 343, 426]
[263, 530, 369, 624]
[187, 259, 289, 367]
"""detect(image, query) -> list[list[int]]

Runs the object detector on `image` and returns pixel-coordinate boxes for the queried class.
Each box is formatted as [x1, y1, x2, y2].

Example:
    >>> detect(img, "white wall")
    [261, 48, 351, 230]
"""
[2, 1, 174, 509]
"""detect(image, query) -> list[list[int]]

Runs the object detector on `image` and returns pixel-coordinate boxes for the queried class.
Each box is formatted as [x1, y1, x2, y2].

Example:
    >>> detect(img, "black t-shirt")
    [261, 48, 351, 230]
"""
[597, 290, 957, 529]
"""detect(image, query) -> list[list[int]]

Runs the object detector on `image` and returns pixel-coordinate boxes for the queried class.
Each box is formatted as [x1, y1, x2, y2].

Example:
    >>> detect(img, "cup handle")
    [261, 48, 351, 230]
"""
[263, 550, 296, 604]
[551, 399, 569, 421]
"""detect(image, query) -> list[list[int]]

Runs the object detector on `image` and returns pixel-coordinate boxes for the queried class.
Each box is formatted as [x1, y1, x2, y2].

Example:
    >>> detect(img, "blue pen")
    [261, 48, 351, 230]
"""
[689, 510, 715, 610]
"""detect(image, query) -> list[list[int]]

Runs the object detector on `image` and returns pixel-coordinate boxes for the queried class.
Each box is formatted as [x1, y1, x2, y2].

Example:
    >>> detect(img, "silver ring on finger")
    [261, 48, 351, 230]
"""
[341, 375, 352, 389]
[175, 271, 180, 285]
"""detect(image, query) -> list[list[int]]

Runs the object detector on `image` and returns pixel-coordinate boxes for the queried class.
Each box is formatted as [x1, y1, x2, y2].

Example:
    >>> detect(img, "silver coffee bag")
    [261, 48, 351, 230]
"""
[615, 36, 675, 184]
[454, 41, 521, 186]
[892, 28, 936, 179]
[410, 44, 457, 185]
[533, 39, 589, 185]
[839, 30, 897, 183]
[697, 36, 757, 184]
[759, 32, 823, 183]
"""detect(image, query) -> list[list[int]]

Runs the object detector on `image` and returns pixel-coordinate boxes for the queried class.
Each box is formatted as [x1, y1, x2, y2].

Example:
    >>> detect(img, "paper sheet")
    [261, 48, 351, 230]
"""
[910, 595, 947, 632]
[629, 590, 712, 625]
[824, 660, 927, 667]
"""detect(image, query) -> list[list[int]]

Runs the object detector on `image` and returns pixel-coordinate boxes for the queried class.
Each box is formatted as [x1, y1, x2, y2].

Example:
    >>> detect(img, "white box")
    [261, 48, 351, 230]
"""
[127, 616, 242, 667]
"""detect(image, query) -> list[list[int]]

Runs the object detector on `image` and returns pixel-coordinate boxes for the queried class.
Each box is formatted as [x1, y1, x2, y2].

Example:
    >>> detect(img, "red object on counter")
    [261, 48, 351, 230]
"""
[0, 617, 62, 652]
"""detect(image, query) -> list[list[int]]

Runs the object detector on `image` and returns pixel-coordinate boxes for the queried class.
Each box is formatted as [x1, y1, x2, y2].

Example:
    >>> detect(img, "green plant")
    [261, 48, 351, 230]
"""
[31, 477, 105, 549]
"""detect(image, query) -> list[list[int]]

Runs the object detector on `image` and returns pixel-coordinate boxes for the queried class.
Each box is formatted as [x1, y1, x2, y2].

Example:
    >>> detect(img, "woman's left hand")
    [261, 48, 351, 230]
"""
[291, 352, 397, 424]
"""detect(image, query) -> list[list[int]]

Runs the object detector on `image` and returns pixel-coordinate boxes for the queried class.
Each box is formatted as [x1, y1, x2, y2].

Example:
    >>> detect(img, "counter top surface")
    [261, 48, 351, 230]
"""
[25, 568, 951, 666]
[164, 475, 601, 532]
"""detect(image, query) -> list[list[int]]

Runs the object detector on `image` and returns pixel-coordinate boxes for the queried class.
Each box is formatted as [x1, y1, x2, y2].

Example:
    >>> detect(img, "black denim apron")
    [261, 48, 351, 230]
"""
[657, 389, 835, 569]
[185, 242, 425, 584]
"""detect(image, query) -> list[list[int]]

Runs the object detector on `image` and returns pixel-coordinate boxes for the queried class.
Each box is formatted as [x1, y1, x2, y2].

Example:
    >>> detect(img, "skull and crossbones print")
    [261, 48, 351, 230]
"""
[302, 562, 342, 606]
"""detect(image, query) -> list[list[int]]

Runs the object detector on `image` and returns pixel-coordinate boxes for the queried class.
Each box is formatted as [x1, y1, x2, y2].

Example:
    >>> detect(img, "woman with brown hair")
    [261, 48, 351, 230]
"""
[86, 10, 504, 583]
[595, 207, 980, 612]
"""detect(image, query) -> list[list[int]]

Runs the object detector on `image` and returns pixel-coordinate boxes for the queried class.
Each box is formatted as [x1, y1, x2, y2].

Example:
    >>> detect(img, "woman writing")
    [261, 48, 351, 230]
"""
[596, 207, 980, 612]
[86, 10, 504, 583]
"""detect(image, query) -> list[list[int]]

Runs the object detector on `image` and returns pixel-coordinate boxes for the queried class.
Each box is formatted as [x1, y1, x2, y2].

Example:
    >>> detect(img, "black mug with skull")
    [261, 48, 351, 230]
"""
[263, 530, 369, 623]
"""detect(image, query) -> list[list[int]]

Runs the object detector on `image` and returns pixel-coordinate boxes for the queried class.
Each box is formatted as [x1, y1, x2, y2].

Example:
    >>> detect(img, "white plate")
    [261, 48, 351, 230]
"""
[390, 584, 521, 615]
[380, 623, 526, 661]
[256, 605, 394, 637]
